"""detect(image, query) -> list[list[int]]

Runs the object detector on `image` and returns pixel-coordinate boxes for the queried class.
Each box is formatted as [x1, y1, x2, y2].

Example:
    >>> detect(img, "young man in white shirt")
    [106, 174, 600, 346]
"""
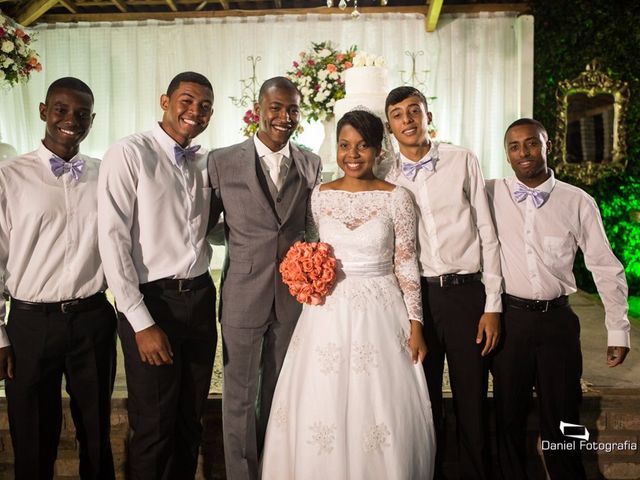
[0, 77, 117, 479]
[98, 71, 215, 479]
[385, 86, 502, 479]
[486, 118, 630, 480]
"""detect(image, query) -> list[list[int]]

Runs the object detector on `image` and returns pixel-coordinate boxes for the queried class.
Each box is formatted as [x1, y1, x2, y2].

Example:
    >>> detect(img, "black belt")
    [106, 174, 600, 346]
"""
[424, 272, 482, 288]
[143, 272, 211, 293]
[504, 294, 569, 313]
[10, 292, 107, 314]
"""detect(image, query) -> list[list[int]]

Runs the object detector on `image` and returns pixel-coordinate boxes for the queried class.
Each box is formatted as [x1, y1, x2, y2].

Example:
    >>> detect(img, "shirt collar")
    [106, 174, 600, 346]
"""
[253, 134, 290, 160]
[152, 122, 197, 167]
[399, 140, 439, 167]
[508, 168, 556, 196]
[36, 141, 83, 168]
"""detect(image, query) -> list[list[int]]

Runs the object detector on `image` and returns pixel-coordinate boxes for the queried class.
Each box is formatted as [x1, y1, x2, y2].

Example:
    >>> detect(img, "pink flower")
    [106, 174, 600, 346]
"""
[15, 28, 26, 38]
[344, 61, 353, 69]
[0, 27, 6, 38]
[293, 61, 299, 68]
[307, 59, 315, 66]
[326, 63, 337, 73]
[336, 53, 345, 62]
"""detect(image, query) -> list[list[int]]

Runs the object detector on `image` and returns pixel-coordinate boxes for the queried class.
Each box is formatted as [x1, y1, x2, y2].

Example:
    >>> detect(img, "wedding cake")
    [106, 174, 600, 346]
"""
[334, 65, 390, 121]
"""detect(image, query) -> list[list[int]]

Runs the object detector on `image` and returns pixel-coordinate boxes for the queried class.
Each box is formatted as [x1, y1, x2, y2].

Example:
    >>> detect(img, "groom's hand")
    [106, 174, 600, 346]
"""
[135, 325, 174, 366]
[476, 312, 500, 356]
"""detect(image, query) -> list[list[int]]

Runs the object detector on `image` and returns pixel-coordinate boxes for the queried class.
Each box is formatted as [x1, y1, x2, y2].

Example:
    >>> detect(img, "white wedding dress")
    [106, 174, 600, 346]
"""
[261, 186, 435, 480]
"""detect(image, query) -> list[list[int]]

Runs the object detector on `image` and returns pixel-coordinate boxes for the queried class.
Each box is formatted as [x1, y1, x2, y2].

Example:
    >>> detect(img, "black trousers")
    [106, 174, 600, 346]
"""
[492, 302, 586, 480]
[5, 296, 117, 480]
[118, 276, 217, 480]
[421, 278, 489, 480]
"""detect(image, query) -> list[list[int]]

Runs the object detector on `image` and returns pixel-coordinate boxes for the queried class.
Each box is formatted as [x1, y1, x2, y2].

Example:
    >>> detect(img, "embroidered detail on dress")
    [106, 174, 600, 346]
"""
[308, 422, 337, 455]
[351, 342, 379, 374]
[317, 342, 342, 375]
[273, 406, 288, 428]
[363, 423, 391, 452]
[396, 330, 410, 353]
[289, 332, 302, 353]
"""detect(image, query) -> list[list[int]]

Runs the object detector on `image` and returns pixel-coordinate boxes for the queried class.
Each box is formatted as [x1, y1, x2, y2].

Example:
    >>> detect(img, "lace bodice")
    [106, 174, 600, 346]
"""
[307, 186, 422, 321]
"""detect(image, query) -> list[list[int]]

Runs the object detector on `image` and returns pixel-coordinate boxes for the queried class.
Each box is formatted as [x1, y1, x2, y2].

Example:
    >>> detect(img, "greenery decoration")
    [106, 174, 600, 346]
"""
[531, 0, 640, 295]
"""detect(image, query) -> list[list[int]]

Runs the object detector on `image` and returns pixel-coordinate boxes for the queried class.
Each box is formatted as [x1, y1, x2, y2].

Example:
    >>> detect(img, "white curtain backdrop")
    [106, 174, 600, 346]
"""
[0, 12, 533, 179]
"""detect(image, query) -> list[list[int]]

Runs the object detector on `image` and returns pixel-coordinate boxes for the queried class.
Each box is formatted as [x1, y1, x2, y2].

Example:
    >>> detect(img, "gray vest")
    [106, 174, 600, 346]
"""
[255, 151, 301, 224]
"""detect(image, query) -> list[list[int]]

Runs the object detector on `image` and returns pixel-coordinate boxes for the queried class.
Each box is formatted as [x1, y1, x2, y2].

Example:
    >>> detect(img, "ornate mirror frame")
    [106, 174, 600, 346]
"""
[554, 60, 630, 184]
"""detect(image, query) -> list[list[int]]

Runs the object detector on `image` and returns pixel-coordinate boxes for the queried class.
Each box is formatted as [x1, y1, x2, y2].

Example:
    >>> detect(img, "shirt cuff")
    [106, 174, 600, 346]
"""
[124, 302, 156, 332]
[484, 293, 503, 313]
[0, 325, 10, 348]
[608, 330, 630, 348]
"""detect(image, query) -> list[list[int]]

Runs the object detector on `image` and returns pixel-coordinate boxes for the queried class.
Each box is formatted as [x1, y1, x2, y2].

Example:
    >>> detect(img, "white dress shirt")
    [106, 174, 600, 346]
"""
[486, 171, 630, 347]
[253, 135, 291, 190]
[98, 123, 212, 332]
[0, 143, 106, 348]
[387, 142, 503, 313]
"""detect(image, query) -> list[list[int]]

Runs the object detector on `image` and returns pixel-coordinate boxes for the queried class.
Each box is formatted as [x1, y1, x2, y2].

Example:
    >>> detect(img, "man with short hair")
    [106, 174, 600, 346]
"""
[208, 76, 322, 480]
[487, 118, 630, 480]
[98, 71, 216, 479]
[0, 77, 117, 479]
[385, 86, 502, 479]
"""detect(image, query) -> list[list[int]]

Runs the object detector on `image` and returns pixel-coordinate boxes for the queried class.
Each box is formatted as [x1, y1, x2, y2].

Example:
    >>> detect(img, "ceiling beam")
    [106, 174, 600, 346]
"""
[111, 0, 128, 13]
[59, 0, 78, 13]
[17, 0, 60, 26]
[218, 0, 229, 9]
[425, 0, 442, 32]
[195, 0, 207, 10]
[274, 0, 282, 8]
[39, 3, 530, 24]
[165, 0, 178, 11]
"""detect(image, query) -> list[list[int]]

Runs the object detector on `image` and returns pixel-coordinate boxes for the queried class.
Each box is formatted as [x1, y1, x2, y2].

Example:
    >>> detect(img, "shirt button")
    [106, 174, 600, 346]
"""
[276, 197, 282, 203]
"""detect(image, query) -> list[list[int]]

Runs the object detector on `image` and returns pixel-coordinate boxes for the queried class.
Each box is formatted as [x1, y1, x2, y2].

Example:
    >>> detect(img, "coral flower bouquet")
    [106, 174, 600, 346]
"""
[0, 14, 42, 89]
[279, 241, 337, 305]
[287, 41, 357, 122]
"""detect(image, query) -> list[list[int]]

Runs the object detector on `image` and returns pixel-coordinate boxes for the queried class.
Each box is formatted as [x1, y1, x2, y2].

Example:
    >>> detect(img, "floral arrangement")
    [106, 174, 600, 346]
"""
[279, 241, 337, 305]
[351, 51, 386, 68]
[0, 14, 41, 89]
[242, 108, 260, 137]
[287, 41, 357, 122]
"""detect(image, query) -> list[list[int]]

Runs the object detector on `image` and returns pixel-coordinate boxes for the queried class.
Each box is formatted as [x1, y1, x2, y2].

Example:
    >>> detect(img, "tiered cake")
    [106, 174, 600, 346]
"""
[334, 66, 390, 121]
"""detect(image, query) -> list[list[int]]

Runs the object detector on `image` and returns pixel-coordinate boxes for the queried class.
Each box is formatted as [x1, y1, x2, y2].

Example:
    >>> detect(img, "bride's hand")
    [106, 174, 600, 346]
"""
[408, 320, 427, 364]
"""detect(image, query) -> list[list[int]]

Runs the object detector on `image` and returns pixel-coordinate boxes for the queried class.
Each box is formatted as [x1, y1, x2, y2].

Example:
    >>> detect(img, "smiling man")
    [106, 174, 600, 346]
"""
[385, 86, 502, 480]
[0, 77, 117, 479]
[208, 76, 321, 480]
[98, 72, 216, 479]
[486, 118, 630, 480]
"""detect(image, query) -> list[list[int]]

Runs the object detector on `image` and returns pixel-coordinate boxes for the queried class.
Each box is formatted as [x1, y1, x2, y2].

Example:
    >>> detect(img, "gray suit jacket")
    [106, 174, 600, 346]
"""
[208, 137, 322, 328]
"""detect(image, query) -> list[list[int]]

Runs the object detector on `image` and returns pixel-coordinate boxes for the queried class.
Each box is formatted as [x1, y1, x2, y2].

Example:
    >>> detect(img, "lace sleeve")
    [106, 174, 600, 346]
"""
[391, 187, 423, 322]
[305, 186, 320, 242]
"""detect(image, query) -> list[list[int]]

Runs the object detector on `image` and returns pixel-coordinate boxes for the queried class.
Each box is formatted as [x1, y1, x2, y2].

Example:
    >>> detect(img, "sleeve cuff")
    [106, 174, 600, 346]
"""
[484, 293, 503, 313]
[0, 325, 10, 348]
[124, 302, 156, 333]
[608, 330, 630, 348]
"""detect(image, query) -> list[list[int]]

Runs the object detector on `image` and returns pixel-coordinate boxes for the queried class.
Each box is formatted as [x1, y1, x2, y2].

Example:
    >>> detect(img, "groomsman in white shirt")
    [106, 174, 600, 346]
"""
[385, 86, 502, 480]
[98, 72, 216, 479]
[486, 118, 630, 480]
[0, 77, 116, 479]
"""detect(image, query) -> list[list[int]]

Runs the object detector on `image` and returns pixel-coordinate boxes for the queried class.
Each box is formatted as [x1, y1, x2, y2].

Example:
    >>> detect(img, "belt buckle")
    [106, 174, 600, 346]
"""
[61, 300, 80, 313]
[542, 300, 550, 313]
[178, 279, 191, 293]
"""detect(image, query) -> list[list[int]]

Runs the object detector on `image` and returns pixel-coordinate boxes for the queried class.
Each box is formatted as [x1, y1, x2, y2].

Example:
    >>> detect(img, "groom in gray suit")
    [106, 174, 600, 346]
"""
[208, 76, 322, 480]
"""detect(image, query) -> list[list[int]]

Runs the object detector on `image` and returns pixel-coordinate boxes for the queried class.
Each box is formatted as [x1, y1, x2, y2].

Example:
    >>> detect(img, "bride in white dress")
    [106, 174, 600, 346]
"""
[261, 110, 435, 480]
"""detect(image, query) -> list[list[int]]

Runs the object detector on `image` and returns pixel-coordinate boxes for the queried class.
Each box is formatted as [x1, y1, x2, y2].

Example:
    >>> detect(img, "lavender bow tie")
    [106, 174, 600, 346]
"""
[49, 156, 85, 181]
[174, 144, 200, 165]
[513, 183, 549, 208]
[402, 157, 434, 180]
